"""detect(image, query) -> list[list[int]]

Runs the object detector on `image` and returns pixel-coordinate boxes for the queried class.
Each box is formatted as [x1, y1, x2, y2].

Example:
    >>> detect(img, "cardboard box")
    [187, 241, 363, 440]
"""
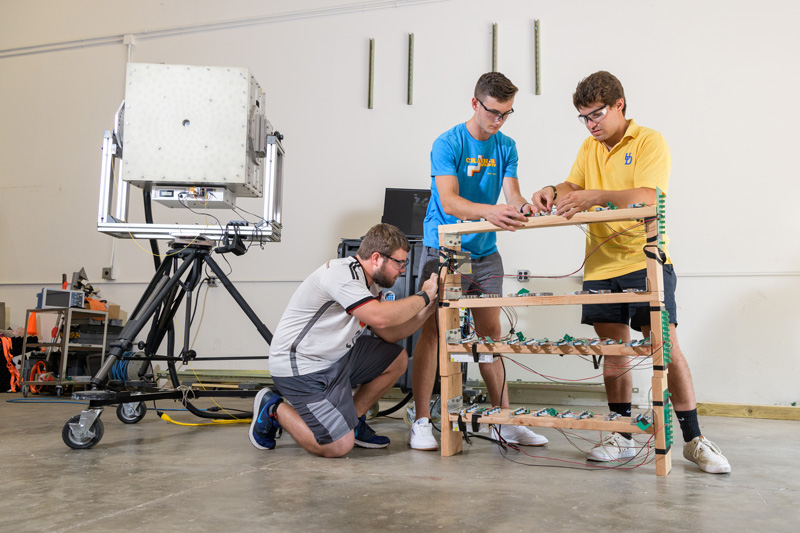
[107, 304, 121, 320]
[106, 304, 127, 325]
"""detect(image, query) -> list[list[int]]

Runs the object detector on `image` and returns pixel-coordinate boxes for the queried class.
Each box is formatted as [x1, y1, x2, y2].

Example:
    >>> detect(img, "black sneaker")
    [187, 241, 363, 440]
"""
[354, 414, 390, 448]
[249, 388, 283, 450]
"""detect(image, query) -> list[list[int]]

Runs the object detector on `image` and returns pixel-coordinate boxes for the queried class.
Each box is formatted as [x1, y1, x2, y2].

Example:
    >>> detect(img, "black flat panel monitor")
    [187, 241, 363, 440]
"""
[381, 188, 430, 238]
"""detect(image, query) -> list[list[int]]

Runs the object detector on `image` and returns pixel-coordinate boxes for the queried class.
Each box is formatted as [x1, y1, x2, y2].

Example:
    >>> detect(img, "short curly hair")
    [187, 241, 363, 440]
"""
[356, 223, 410, 260]
[474, 72, 518, 103]
[573, 71, 627, 116]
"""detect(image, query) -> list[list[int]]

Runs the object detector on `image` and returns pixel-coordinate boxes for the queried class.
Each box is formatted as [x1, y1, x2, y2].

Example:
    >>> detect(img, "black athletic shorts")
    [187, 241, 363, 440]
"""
[580, 264, 677, 332]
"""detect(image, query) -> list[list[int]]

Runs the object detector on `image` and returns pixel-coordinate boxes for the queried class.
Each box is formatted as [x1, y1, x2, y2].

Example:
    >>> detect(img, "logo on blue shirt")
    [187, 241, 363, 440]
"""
[625, 153, 632, 165]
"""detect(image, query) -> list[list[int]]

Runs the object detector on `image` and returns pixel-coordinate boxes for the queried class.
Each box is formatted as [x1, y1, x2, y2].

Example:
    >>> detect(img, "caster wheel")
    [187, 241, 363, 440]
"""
[22, 385, 29, 398]
[62, 414, 104, 449]
[56, 386, 63, 397]
[116, 402, 147, 424]
[366, 402, 380, 420]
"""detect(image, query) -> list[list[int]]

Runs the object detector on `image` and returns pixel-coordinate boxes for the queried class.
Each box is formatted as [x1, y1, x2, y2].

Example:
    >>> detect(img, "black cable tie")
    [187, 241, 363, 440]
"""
[655, 445, 671, 455]
[439, 246, 462, 258]
[472, 343, 480, 363]
[649, 306, 663, 312]
[592, 355, 602, 370]
[471, 413, 481, 433]
[653, 365, 666, 371]
[457, 414, 471, 445]
[646, 234, 657, 243]
[653, 400, 664, 407]
[643, 246, 667, 264]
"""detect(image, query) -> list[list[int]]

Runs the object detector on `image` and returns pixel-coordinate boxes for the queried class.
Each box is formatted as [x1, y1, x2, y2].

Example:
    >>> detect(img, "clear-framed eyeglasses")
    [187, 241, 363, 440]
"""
[577, 104, 609, 125]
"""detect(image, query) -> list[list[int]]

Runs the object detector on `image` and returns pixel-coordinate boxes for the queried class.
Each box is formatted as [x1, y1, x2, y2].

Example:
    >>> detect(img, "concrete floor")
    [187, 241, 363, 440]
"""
[1, 392, 797, 533]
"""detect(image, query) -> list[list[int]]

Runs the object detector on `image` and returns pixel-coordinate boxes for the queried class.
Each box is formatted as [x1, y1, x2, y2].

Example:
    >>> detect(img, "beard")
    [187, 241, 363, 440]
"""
[372, 265, 397, 289]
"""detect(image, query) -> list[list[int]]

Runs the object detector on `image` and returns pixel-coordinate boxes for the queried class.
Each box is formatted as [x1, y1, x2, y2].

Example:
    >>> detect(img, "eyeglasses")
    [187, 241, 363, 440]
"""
[477, 98, 514, 122]
[577, 104, 609, 125]
[380, 253, 409, 268]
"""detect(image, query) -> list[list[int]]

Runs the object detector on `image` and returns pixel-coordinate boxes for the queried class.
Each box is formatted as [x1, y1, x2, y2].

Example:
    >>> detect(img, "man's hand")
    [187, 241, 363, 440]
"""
[485, 204, 527, 231]
[530, 187, 555, 213]
[556, 189, 601, 218]
[420, 273, 439, 305]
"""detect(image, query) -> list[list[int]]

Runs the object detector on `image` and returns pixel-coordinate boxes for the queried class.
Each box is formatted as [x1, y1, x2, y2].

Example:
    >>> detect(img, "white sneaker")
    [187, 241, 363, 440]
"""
[683, 436, 731, 474]
[587, 432, 636, 462]
[409, 418, 439, 451]
[491, 424, 548, 446]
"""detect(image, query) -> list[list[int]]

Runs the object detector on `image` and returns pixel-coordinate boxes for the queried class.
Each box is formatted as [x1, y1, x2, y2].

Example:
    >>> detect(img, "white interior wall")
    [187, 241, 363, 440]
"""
[1, 0, 798, 405]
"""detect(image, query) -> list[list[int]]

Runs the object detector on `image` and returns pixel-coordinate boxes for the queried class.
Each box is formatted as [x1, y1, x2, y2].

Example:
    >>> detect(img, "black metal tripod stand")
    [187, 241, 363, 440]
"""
[62, 238, 273, 449]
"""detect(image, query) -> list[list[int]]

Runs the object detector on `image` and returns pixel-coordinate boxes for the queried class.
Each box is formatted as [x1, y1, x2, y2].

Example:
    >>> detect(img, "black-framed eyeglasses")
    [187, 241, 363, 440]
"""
[380, 253, 409, 268]
[477, 98, 514, 122]
[577, 104, 609, 125]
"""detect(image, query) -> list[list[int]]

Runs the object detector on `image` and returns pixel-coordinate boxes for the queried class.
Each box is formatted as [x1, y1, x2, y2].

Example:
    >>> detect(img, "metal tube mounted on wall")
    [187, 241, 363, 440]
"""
[534, 19, 541, 95]
[368, 38, 375, 109]
[491, 23, 498, 72]
[407, 33, 414, 105]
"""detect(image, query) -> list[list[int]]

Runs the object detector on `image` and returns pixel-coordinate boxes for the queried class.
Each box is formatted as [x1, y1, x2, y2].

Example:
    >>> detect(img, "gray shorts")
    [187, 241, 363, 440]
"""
[417, 246, 504, 296]
[271, 335, 403, 445]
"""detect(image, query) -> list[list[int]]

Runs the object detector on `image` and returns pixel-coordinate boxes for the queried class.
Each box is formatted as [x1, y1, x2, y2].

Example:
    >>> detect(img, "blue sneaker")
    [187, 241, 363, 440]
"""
[249, 388, 283, 450]
[354, 414, 390, 448]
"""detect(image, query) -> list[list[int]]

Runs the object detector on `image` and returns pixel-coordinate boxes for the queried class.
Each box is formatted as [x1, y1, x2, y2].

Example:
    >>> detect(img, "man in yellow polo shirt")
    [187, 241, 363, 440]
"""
[530, 71, 730, 474]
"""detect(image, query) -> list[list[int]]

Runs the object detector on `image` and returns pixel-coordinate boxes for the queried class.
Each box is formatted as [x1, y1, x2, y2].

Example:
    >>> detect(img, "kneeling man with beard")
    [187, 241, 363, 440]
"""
[249, 223, 438, 457]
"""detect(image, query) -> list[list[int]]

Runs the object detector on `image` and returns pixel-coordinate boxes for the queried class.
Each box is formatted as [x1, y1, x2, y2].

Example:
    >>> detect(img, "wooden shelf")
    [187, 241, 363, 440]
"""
[447, 410, 653, 434]
[447, 343, 652, 357]
[436, 205, 672, 476]
[443, 291, 656, 308]
[439, 206, 656, 235]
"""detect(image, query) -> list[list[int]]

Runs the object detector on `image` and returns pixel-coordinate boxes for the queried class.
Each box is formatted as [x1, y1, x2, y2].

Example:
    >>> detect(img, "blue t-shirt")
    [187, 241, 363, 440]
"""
[423, 122, 519, 257]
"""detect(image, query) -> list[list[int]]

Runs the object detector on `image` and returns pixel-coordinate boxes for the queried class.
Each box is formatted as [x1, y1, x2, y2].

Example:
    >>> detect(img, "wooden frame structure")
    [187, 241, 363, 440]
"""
[436, 206, 674, 476]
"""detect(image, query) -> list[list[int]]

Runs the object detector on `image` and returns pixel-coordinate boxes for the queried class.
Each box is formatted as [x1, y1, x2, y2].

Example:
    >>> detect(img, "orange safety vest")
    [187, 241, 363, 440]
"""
[2, 337, 20, 392]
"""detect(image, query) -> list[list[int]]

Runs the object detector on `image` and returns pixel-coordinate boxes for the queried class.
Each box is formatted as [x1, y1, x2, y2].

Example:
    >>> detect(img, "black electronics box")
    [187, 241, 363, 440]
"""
[380, 188, 430, 238]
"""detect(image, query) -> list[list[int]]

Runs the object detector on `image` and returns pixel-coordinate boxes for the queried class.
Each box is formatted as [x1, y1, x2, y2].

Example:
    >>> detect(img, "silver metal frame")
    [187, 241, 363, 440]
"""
[97, 101, 284, 242]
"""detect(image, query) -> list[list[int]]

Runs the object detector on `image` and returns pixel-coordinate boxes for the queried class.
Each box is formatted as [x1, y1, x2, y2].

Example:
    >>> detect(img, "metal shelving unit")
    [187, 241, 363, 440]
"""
[20, 307, 108, 397]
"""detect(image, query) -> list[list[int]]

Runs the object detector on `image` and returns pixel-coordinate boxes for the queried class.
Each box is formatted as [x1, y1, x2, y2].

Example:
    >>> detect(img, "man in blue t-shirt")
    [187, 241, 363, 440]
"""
[409, 72, 549, 451]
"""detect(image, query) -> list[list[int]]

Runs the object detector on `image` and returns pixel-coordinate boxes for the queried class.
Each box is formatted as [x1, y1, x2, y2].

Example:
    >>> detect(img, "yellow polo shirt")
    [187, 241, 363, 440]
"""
[566, 119, 672, 280]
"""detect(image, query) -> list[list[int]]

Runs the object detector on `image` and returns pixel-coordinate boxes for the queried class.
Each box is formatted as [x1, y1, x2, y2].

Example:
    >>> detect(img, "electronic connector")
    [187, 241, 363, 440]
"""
[632, 413, 653, 431]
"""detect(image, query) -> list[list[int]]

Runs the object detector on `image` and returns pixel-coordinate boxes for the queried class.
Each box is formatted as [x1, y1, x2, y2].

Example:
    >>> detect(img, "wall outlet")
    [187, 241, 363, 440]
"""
[517, 269, 529, 282]
[207, 277, 218, 287]
[102, 267, 115, 280]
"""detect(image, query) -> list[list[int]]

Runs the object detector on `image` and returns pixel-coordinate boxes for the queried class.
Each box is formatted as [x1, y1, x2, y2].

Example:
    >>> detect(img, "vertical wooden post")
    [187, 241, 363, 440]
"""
[439, 232, 464, 456]
[646, 216, 671, 476]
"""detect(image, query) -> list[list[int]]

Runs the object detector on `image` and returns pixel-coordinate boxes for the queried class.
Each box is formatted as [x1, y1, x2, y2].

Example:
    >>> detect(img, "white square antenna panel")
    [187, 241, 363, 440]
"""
[121, 63, 265, 198]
